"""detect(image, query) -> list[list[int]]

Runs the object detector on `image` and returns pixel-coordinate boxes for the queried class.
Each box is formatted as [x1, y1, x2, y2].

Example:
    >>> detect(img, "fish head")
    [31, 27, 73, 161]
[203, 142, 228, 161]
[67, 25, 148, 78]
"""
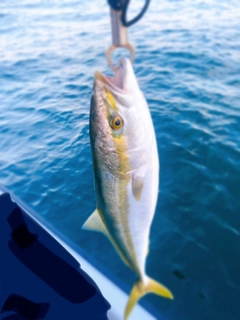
[90, 58, 153, 173]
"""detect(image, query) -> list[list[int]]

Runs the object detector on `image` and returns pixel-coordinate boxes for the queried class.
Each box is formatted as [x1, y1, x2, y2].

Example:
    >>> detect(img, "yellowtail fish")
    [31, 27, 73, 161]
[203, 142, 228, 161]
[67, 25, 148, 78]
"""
[83, 58, 173, 319]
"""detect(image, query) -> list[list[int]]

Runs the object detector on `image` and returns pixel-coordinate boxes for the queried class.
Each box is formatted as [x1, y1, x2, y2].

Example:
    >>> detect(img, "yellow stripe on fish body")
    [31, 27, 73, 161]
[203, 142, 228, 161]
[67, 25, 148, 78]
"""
[106, 95, 138, 271]
[105, 89, 119, 112]
[105, 89, 131, 174]
[105, 89, 141, 273]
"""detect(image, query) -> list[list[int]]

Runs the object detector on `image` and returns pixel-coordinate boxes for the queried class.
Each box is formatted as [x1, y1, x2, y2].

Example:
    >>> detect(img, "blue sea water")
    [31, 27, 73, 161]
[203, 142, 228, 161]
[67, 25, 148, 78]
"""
[0, 0, 240, 319]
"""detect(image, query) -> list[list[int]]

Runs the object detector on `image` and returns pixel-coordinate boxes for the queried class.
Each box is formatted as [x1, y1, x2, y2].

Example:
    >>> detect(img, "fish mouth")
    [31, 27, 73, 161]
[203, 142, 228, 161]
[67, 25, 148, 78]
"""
[94, 60, 126, 93]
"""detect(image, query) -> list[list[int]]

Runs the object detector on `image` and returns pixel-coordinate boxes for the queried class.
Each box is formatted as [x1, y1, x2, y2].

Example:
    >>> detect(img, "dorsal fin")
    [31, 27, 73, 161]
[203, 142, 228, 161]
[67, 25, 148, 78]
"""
[82, 208, 132, 269]
[82, 209, 110, 237]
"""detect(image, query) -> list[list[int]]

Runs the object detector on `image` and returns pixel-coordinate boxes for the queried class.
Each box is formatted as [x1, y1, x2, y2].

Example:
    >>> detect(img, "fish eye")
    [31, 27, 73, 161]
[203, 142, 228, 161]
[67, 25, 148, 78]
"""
[110, 116, 123, 130]
[115, 119, 121, 126]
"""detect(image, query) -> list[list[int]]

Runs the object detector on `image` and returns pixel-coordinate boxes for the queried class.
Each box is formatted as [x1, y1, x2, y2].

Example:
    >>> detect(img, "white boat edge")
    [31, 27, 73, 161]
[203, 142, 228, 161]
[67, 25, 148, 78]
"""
[0, 187, 157, 320]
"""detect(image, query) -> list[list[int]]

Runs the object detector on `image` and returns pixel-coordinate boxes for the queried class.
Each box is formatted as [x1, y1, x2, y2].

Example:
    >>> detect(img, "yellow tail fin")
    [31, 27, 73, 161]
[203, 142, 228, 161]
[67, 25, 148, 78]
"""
[124, 278, 173, 320]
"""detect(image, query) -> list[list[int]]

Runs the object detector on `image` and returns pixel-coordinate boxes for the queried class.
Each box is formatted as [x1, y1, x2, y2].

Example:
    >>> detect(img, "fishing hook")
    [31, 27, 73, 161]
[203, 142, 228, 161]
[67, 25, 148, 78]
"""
[106, 0, 151, 71]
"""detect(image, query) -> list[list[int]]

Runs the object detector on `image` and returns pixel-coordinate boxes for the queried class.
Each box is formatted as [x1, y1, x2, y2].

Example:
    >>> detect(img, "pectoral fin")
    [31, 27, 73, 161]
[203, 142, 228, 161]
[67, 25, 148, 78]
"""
[132, 173, 144, 201]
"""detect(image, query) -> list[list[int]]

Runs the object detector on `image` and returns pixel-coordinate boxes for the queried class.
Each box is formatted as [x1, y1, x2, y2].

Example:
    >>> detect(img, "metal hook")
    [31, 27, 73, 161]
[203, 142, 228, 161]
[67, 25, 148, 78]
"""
[106, 8, 135, 71]
[106, 43, 135, 71]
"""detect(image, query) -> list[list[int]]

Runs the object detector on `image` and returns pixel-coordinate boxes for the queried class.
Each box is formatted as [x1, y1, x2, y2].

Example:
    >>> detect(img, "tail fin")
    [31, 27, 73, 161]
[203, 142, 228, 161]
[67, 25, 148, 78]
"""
[124, 277, 173, 320]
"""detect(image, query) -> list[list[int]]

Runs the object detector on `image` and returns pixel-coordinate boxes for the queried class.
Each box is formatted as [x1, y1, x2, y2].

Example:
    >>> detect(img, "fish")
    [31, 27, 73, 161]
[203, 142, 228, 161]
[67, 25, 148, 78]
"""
[83, 57, 173, 319]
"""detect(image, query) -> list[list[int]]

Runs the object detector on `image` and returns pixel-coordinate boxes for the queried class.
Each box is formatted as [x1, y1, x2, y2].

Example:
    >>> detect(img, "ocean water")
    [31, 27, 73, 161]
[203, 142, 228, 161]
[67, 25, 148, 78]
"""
[1, 0, 240, 319]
